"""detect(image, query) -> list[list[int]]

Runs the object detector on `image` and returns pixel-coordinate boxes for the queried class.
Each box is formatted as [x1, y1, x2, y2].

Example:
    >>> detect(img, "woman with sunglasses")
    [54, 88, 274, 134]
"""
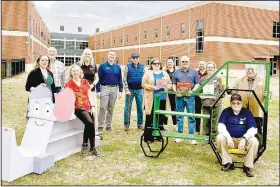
[142, 58, 172, 143]
[200, 61, 224, 140]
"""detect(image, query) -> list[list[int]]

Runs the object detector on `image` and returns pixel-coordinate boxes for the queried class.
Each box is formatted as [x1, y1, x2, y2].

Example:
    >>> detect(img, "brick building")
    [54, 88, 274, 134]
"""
[2, 1, 51, 76]
[89, 1, 279, 76]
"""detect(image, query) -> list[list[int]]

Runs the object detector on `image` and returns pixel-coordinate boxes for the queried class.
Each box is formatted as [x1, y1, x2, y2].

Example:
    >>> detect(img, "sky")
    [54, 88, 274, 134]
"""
[34, 1, 279, 34]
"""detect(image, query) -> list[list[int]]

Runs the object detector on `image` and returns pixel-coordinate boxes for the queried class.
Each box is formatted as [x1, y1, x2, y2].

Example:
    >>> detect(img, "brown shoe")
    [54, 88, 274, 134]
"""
[124, 126, 129, 131]
[137, 125, 144, 130]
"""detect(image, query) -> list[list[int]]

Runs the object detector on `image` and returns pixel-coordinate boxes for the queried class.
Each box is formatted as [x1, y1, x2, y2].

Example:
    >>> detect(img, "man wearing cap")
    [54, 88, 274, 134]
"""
[47, 47, 66, 93]
[123, 52, 145, 131]
[235, 64, 267, 117]
[172, 56, 200, 144]
[96, 51, 123, 133]
[216, 94, 258, 177]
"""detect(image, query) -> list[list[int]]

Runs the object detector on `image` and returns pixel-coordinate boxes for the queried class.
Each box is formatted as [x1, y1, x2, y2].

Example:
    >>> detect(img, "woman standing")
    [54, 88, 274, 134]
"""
[25, 55, 56, 101]
[142, 58, 172, 143]
[77, 48, 99, 128]
[164, 58, 177, 128]
[200, 61, 224, 141]
[64, 64, 100, 156]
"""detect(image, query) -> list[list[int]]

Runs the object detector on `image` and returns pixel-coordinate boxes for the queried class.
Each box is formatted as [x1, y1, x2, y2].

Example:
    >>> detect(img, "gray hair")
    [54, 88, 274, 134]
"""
[245, 64, 257, 71]
[205, 61, 217, 69]
[78, 48, 94, 66]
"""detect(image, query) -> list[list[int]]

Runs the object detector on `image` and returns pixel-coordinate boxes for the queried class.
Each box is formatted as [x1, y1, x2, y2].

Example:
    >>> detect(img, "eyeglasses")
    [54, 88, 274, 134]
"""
[181, 61, 189, 63]
[132, 57, 139, 59]
[231, 102, 241, 106]
[152, 63, 160, 65]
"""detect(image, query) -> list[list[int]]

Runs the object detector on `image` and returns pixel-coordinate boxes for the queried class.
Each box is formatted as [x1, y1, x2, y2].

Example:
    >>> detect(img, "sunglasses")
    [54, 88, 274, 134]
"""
[132, 57, 139, 59]
[152, 63, 160, 65]
[231, 102, 241, 106]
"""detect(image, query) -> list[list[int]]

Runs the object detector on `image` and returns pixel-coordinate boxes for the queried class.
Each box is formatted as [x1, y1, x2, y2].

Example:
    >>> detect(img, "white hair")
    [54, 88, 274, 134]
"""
[206, 61, 217, 69]
[48, 47, 57, 53]
[78, 48, 94, 66]
[245, 64, 258, 71]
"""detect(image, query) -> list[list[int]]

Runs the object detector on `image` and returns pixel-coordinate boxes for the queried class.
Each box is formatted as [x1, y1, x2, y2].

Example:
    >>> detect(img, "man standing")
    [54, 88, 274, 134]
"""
[216, 94, 258, 177]
[123, 52, 145, 131]
[195, 60, 207, 134]
[172, 56, 200, 144]
[96, 51, 123, 134]
[235, 64, 267, 117]
[47, 47, 66, 93]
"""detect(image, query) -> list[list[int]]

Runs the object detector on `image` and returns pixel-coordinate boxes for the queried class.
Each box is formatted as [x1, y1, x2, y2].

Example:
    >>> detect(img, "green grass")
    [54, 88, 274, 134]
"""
[1, 73, 279, 185]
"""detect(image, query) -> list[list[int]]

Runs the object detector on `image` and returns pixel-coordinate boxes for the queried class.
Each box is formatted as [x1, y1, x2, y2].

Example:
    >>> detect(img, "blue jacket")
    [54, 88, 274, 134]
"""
[219, 107, 256, 138]
[127, 62, 145, 90]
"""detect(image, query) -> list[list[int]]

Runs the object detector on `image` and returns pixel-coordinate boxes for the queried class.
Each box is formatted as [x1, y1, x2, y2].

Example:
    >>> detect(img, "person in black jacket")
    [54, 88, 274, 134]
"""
[25, 55, 56, 102]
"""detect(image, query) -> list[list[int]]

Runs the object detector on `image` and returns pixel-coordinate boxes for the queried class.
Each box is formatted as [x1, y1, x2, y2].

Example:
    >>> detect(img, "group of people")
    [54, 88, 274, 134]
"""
[25, 47, 267, 177]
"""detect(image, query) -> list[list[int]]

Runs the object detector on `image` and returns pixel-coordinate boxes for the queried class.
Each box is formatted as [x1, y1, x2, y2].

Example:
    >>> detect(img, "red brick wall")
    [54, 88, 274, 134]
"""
[112, 28, 124, 48]
[2, 36, 29, 61]
[140, 17, 161, 44]
[124, 23, 140, 47]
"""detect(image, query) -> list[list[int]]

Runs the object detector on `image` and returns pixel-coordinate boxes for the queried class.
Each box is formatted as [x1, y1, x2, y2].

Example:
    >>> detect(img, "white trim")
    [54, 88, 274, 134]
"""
[89, 1, 278, 37]
[2, 30, 48, 49]
[92, 36, 279, 52]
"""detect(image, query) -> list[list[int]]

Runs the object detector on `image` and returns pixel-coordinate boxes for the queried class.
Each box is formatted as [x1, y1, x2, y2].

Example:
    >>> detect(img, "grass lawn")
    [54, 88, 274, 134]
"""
[1, 73, 279, 185]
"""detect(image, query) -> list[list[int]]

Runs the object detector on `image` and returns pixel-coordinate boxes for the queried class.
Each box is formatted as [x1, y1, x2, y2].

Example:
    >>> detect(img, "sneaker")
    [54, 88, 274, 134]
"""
[90, 147, 100, 157]
[81, 144, 88, 155]
[174, 138, 184, 143]
[124, 126, 129, 131]
[106, 127, 113, 131]
[137, 125, 144, 130]
[243, 166, 254, 177]
[190, 140, 197, 145]
[221, 163, 234, 172]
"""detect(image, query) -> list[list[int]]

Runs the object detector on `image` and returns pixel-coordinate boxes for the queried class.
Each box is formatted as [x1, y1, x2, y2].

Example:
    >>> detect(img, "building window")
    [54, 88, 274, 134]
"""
[273, 22, 280, 38]
[196, 19, 204, 54]
[75, 57, 80, 64]
[51, 40, 64, 49]
[108, 38, 111, 46]
[126, 35, 129, 43]
[60, 25, 64, 31]
[120, 36, 123, 44]
[78, 27, 82, 32]
[144, 31, 147, 40]
[33, 20, 35, 33]
[115, 57, 120, 64]
[65, 41, 75, 50]
[154, 29, 158, 39]
[168, 56, 179, 66]
[146, 57, 153, 65]
[56, 56, 65, 64]
[166, 26, 171, 37]
[134, 32, 137, 42]
[35, 23, 37, 34]
[113, 37, 116, 44]
[65, 57, 75, 66]
[181, 23, 185, 35]
[102, 40, 104, 47]
[41, 31, 43, 37]
[76, 41, 88, 49]
[98, 41, 101, 47]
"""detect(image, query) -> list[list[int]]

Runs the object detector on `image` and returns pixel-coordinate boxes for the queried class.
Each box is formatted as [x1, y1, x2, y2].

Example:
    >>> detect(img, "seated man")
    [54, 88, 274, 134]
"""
[216, 94, 259, 177]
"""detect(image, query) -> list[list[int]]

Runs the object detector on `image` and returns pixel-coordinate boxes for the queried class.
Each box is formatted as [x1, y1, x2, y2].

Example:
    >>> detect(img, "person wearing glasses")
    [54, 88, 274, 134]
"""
[234, 64, 267, 117]
[195, 60, 207, 135]
[172, 56, 200, 144]
[96, 51, 123, 134]
[142, 58, 172, 143]
[216, 94, 258, 177]
[123, 52, 145, 131]
[164, 58, 177, 129]
[200, 61, 224, 140]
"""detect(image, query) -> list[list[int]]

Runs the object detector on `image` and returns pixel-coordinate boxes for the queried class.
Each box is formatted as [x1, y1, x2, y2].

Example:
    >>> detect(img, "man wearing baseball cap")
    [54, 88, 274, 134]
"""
[216, 94, 259, 177]
[123, 52, 145, 131]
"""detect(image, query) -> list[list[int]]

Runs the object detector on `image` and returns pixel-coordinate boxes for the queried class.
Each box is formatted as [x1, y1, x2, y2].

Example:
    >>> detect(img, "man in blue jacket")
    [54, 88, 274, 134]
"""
[123, 52, 145, 131]
[216, 94, 259, 177]
[96, 51, 123, 133]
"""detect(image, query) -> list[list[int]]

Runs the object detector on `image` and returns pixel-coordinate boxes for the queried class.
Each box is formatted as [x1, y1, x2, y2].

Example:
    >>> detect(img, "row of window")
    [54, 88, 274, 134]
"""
[51, 40, 88, 50]
[60, 25, 83, 32]
[97, 19, 204, 53]
[273, 22, 280, 38]
[29, 15, 50, 45]
[56, 56, 81, 66]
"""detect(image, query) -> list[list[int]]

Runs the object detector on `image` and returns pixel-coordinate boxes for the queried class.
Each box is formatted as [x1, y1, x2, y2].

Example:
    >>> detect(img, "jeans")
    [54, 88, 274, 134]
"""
[123, 88, 143, 126]
[176, 96, 196, 134]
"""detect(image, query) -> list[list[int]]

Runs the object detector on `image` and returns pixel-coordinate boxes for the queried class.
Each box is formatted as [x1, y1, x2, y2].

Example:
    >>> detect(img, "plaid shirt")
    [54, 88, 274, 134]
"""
[50, 60, 66, 87]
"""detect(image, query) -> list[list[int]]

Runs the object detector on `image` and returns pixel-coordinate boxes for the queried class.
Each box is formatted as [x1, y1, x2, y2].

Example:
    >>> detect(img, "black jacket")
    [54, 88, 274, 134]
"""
[25, 68, 56, 102]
